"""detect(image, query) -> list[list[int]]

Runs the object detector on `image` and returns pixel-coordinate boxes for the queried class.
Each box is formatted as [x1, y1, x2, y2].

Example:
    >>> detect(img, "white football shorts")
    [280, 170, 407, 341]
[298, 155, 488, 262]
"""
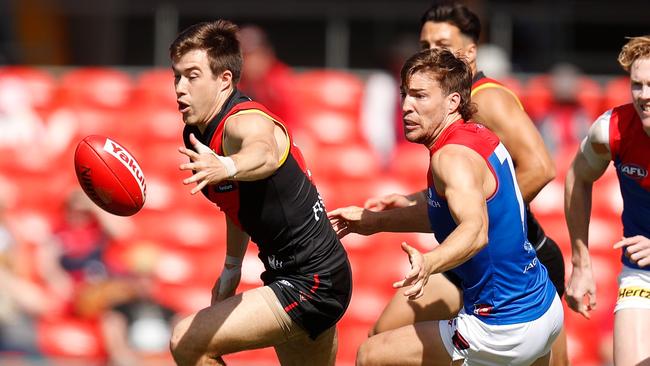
[439, 294, 563, 365]
[615, 265, 650, 312]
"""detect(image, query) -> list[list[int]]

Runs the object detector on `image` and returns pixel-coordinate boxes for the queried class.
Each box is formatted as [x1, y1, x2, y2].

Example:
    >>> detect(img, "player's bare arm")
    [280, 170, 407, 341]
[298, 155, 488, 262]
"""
[363, 190, 426, 211]
[423, 145, 490, 273]
[394, 145, 490, 299]
[564, 115, 611, 318]
[472, 87, 555, 202]
[212, 216, 250, 304]
[178, 113, 284, 194]
[328, 199, 432, 239]
[221, 113, 287, 181]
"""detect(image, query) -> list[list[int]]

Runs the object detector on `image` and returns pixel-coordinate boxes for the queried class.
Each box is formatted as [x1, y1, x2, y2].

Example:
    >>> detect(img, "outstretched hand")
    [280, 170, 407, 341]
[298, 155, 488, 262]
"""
[364, 193, 415, 212]
[327, 206, 376, 238]
[393, 242, 431, 300]
[178, 133, 231, 194]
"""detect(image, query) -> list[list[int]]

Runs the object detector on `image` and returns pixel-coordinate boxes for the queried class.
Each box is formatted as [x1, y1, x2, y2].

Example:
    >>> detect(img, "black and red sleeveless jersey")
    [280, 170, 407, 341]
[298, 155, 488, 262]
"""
[183, 90, 348, 277]
[471, 72, 546, 248]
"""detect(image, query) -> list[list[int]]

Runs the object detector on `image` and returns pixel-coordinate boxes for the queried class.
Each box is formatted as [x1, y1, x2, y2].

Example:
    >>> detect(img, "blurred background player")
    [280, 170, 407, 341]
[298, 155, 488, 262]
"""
[100, 243, 178, 366]
[536, 62, 593, 156]
[169, 20, 352, 365]
[362, 2, 570, 365]
[329, 48, 563, 366]
[236, 24, 297, 130]
[565, 35, 650, 366]
[0, 194, 49, 357]
[38, 190, 131, 318]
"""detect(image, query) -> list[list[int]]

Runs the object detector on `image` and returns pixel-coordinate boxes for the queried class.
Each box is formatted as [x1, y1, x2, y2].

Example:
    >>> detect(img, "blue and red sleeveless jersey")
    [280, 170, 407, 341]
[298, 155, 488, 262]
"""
[609, 103, 650, 270]
[426, 121, 556, 325]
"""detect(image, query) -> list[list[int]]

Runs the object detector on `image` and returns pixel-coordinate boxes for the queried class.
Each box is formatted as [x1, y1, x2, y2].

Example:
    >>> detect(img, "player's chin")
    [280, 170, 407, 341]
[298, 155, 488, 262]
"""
[181, 112, 199, 126]
[403, 131, 423, 144]
[181, 116, 194, 125]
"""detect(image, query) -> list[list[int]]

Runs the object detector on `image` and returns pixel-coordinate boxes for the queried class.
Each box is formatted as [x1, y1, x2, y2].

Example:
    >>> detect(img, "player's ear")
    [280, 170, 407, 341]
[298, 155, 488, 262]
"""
[219, 70, 234, 91]
[447, 92, 461, 113]
[465, 43, 478, 65]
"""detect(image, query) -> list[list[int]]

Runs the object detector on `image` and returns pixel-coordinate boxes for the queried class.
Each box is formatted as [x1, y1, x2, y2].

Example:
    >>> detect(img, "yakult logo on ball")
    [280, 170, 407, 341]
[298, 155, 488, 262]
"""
[103, 138, 147, 198]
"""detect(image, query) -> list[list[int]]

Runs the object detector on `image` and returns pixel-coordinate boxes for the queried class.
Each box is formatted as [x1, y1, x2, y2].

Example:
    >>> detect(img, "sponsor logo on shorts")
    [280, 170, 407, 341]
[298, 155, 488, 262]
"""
[268, 255, 283, 270]
[452, 330, 470, 350]
[278, 280, 294, 289]
[473, 304, 493, 316]
[618, 286, 650, 300]
[620, 164, 648, 180]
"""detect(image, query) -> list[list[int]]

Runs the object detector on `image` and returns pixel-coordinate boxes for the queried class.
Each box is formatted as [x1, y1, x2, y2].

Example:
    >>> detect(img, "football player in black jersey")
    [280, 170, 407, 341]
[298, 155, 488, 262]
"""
[168, 20, 352, 366]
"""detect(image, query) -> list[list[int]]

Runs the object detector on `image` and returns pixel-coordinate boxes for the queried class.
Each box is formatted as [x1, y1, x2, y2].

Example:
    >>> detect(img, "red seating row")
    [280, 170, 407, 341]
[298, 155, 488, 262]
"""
[0, 65, 629, 119]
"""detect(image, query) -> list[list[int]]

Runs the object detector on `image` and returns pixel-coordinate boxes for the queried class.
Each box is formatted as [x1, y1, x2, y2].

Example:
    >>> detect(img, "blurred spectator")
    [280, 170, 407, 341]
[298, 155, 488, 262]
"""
[536, 62, 592, 155]
[0, 196, 49, 356]
[0, 74, 75, 170]
[0, 76, 51, 171]
[360, 33, 419, 165]
[37, 190, 132, 318]
[101, 243, 177, 366]
[476, 43, 511, 81]
[237, 24, 297, 128]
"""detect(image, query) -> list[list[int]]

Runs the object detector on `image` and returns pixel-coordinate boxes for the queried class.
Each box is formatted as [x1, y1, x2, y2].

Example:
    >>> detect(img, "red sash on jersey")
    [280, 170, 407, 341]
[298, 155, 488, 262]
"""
[205, 101, 311, 227]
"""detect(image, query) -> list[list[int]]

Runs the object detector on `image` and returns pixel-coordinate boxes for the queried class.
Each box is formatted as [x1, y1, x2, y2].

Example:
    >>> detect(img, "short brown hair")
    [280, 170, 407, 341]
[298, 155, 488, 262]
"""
[618, 35, 650, 72]
[170, 20, 242, 83]
[400, 48, 476, 121]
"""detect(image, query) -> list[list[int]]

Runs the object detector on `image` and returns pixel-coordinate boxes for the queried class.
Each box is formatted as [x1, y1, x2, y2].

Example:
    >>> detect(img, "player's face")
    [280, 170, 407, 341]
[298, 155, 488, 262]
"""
[172, 49, 224, 129]
[401, 71, 456, 147]
[419, 21, 475, 64]
[630, 58, 650, 131]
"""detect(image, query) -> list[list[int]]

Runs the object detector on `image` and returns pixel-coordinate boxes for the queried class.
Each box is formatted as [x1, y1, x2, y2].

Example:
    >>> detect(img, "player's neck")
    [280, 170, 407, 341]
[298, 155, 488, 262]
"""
[200, 87, 235, 133]
[470, 62, 478, 77]
[425, 112, 463, 149]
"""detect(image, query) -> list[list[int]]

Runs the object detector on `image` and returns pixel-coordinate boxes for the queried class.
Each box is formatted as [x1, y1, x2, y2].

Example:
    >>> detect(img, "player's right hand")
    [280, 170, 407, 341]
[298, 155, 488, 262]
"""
[565, 265, 597, 319]
[328, 206, 376, 238]
[364, 193, 415, 212]
[211, 267, 241, 304]
[179, 133, 231, 195]
[393, 242, 431, 300]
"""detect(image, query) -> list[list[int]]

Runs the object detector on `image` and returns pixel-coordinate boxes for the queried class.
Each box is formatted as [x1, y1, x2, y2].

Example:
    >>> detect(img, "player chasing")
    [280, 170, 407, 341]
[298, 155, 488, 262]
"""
[358, 2, 570, 365]
[168, 20, 352, 366]
[329, 48, 563, 365]
[564, 35, 650, 366]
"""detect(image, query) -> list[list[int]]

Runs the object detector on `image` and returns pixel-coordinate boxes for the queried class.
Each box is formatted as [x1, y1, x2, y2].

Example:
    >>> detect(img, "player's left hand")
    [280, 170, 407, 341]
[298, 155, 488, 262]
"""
[179, 133, 231, 194]
[614, 235, 650, 267]
[211, 264, 242, 304]
[327, 206, 377, 238]
[393, 242, 432, 300]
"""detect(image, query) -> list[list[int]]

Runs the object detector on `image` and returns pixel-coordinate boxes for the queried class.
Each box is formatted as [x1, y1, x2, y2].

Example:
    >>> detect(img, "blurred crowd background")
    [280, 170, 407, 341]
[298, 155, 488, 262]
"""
[0, 0, 647, 365]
